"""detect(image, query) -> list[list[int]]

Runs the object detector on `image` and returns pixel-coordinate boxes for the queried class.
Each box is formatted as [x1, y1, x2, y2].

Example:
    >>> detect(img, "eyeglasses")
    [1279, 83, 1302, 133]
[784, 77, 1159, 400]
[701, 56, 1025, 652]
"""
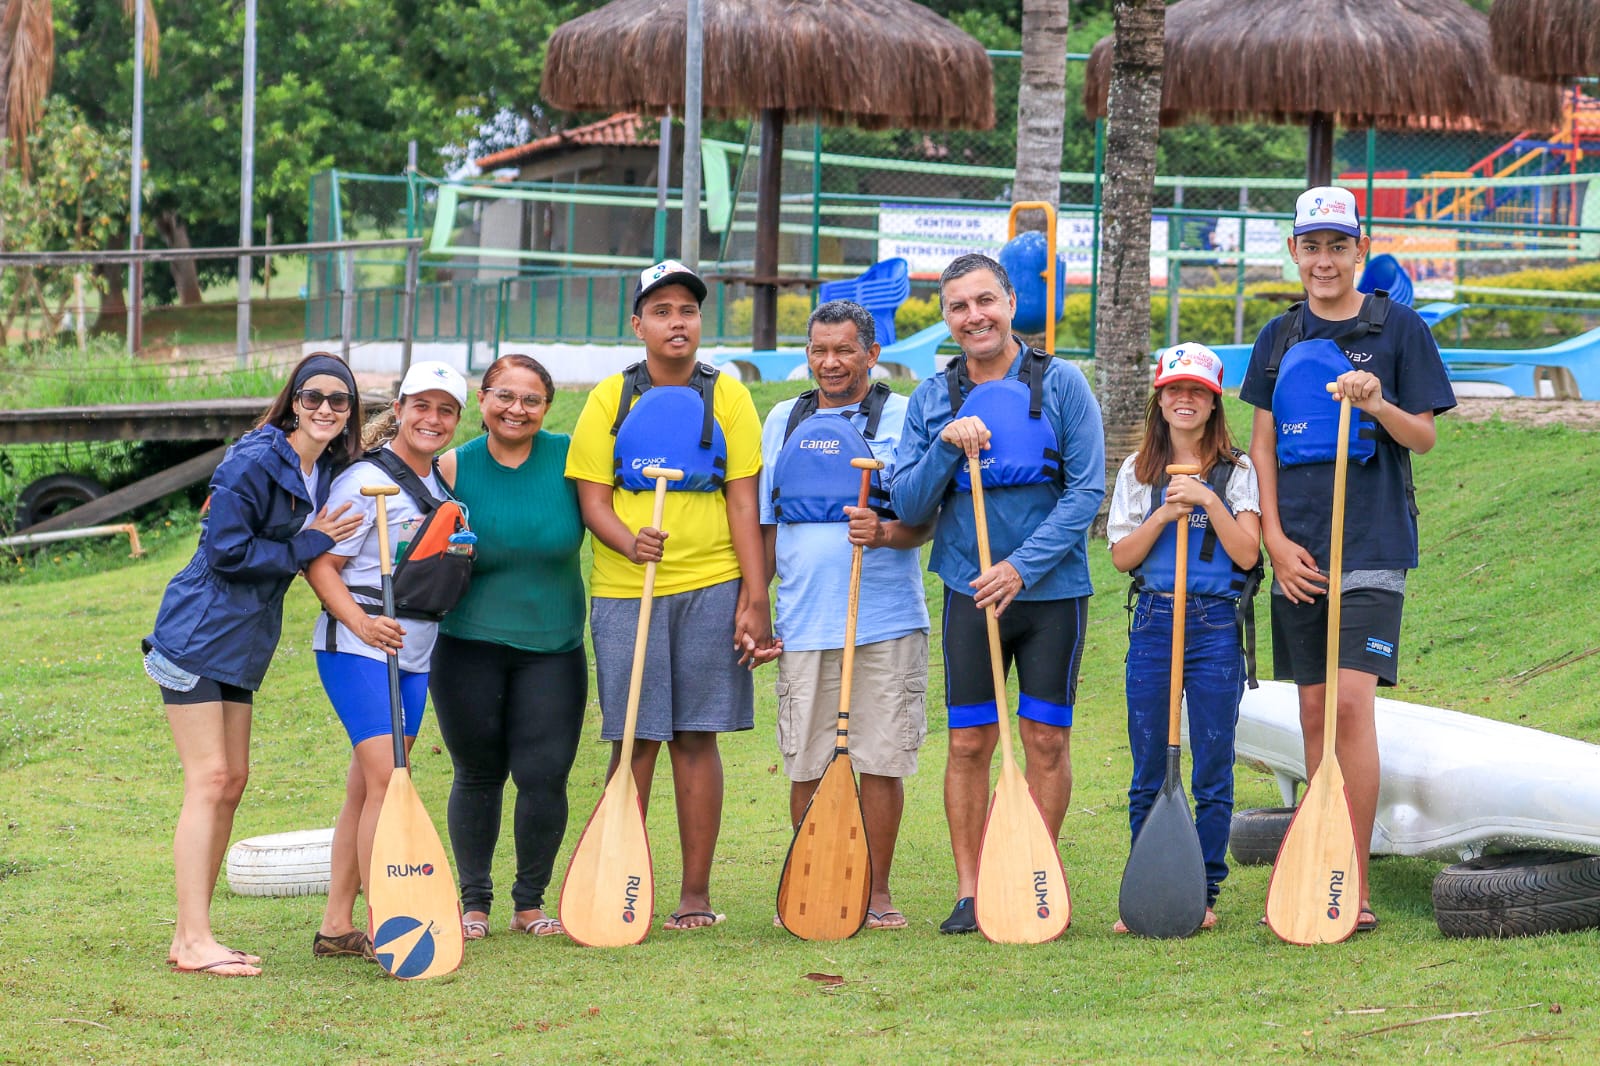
[484, 388, 548, 410]
[295, 389, 354, 413]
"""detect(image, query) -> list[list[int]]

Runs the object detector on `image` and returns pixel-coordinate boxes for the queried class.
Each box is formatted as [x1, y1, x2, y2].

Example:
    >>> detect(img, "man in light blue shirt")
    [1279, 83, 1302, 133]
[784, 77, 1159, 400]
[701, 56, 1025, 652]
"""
[760, 300, 933, 930]
[892, 254, 1105, 934]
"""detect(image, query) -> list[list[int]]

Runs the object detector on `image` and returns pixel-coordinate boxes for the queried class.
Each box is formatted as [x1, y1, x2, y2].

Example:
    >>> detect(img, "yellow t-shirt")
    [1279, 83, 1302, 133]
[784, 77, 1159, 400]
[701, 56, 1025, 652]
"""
[566, 367, 763, 597]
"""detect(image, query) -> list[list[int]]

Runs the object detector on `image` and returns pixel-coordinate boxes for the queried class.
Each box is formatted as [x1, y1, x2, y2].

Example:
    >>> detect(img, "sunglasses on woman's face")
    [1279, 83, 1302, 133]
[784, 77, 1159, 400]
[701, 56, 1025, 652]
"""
[295, 389, 354, 413]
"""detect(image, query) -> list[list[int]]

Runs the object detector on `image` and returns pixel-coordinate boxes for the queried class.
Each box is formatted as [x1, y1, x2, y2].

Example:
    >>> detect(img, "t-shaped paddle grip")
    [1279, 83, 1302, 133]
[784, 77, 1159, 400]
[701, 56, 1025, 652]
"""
[640, 465, 684, 482]
[1165, 463, 1201, 476]
[361, 484, 401, 578]
[850, 457, 884, 471]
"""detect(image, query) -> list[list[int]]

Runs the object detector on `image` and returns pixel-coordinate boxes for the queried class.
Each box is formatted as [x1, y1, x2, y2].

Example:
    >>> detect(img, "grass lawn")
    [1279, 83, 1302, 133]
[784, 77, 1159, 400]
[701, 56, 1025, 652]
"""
[1, 387, 1597, 1063]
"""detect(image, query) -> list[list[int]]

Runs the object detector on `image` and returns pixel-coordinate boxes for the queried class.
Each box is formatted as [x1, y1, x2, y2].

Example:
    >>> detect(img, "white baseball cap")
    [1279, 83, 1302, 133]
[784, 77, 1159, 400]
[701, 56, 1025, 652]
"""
[633, 259, 708, 312]
[1293, 186, 1362, 238]
[398, 360, 468, 407]
[1153, 342, 1225, 395]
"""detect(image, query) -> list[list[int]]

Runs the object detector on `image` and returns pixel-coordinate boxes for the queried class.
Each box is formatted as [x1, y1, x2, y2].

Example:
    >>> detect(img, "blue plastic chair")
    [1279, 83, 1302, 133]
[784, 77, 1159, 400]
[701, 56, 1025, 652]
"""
[1357, 254, 1415, 307]
[819, 258, 911, 346]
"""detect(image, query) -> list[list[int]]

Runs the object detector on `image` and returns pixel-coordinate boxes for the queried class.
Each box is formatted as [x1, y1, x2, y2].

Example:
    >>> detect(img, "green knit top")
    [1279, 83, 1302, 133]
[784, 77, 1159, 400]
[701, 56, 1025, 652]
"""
[439, 431, 586, 653]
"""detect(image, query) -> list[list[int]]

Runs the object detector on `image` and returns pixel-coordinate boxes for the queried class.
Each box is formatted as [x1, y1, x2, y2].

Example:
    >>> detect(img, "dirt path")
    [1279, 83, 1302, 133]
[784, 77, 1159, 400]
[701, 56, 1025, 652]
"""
[1449, 397, 1600, 430]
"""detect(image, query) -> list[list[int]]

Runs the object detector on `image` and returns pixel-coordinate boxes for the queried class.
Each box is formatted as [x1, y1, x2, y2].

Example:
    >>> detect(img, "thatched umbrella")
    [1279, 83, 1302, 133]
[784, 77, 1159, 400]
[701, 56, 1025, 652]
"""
[1082, 0, 1563, 188]
[541, 0, 994, 348]
[1490, 0, 1600, 82]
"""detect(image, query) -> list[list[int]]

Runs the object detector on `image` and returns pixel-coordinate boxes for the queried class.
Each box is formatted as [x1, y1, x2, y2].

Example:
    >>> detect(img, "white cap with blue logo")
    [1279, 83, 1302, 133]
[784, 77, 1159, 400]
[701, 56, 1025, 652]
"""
[1293, 186, 1362, 238]
[1153, 342, 1225, 395]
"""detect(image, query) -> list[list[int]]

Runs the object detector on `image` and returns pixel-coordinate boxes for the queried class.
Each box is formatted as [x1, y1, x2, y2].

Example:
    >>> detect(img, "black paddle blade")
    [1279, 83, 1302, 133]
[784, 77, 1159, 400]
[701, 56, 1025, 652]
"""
[1118, 756, 1208, 939]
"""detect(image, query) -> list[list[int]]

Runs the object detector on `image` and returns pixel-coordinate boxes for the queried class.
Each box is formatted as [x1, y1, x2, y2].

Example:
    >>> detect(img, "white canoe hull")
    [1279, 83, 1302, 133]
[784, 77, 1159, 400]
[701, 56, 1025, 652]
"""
[1200, 681, 1600, 862]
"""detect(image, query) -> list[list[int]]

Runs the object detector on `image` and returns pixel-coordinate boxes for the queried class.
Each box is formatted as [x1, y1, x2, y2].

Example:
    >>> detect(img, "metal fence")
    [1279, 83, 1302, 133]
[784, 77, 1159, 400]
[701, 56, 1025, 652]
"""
[302, 55, 1600, 369]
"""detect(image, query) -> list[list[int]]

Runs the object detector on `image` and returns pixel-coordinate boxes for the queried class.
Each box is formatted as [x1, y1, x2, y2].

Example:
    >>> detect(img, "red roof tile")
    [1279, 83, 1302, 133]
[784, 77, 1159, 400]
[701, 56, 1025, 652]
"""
[475, 112, 658, 170]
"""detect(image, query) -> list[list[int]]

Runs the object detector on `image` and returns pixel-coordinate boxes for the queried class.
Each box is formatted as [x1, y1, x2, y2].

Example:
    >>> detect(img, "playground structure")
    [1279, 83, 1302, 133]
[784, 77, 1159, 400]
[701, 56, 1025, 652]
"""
[1404, 89, 1600, 228]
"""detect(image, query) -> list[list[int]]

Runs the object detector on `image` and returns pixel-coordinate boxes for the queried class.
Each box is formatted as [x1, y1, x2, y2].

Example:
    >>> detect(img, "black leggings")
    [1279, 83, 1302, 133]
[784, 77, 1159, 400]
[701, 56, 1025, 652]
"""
[429, 633, 588, 913]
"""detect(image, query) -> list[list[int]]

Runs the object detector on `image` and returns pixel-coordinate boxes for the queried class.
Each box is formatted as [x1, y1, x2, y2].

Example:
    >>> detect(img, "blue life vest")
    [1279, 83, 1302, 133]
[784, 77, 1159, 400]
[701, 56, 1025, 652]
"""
[1271, 339, 1378, 467]
[770, 383, 893, 523]
[1126, 456, 1265, 686]
[945, 346, 1063, 492]
[1132, 465, 1253, 600]
[610, 361, 727, 492]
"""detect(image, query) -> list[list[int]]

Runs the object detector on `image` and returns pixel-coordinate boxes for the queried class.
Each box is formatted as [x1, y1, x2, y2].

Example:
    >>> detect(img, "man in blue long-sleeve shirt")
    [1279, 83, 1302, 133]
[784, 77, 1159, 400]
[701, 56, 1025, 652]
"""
[891, 253, 1105, 934]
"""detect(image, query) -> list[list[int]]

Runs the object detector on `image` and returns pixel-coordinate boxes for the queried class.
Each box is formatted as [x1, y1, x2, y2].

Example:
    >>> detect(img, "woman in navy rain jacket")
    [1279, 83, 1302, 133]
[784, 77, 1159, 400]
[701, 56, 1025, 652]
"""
[144, 353, 363, 976]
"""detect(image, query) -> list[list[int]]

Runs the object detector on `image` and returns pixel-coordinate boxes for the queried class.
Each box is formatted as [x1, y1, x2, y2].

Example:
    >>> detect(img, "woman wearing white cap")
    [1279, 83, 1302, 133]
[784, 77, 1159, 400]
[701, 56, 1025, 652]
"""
[1107, 342, 1262, 931]
[305, 360, 467, 959]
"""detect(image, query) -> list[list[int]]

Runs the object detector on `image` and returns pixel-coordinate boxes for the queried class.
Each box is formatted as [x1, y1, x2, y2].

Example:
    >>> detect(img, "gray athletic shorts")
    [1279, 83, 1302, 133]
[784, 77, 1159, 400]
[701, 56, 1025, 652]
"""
[775, 631, 929, 781]
[591, 578, 754, 742]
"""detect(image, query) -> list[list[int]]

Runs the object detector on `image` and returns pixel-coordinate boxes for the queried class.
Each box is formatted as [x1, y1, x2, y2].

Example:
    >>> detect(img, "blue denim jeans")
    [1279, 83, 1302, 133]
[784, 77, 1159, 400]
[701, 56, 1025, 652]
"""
[1125, 592, 1244, 904]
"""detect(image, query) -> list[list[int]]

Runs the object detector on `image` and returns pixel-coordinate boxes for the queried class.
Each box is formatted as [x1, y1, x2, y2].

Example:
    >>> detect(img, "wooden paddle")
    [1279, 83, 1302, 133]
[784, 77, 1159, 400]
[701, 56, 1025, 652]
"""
[968, 455, 1071, 944]
[559, 466, 681, 948]
[1117, 463, 1209, 938]
[1265, 395, 1361, 945]
[775, 457, 880, 940]
[362, 484, 464, 980]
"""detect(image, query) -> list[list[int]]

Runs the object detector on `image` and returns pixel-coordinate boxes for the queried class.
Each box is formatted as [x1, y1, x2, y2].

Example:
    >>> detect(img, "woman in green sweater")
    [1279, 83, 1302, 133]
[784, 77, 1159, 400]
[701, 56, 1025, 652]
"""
[433, 354, 587, 938]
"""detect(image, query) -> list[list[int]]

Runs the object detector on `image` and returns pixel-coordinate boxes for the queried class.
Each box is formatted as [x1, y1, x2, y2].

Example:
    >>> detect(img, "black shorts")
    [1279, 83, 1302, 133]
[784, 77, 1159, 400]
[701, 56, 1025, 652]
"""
[941, 590, 1087, 728]
[1270, 588, 1404, 687]
[159, 677, 255, 706]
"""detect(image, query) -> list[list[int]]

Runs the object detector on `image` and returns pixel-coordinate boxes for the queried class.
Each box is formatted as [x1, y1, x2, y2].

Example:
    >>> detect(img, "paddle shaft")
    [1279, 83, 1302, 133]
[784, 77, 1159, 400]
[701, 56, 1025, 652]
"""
[363, 485, 407, 771]
[1321, 398, 1352, 761]
[616, 467, 681, 775]
[832, 460, 881, 754]
[1164, 464, 1201, 750]
[967, 455, 1018, 768]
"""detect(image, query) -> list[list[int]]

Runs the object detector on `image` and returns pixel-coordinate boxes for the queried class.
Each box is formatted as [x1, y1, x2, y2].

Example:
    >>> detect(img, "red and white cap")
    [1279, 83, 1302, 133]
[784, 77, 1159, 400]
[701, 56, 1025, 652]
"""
[1153, 342, 1225, 395]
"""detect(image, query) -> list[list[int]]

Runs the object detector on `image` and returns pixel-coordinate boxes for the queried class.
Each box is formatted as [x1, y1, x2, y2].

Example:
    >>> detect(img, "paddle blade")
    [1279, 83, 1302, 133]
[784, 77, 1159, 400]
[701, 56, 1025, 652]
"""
[974, 765, 1071, 944]
[1264, 759, 1361, 945]
[776, 754, 872, 941]
[367, 768, 464, 979]
[1118, 762, 1208, 939]
[558, 773, 654, 947]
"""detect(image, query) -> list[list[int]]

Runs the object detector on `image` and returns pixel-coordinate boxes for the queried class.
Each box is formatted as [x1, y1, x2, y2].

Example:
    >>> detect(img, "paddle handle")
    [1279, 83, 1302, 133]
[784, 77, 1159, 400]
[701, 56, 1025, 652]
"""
[967, 454, 1017, 769]
[1164, 464, 1200, 748]
[1323, 396, 1352, 759]
[834, 458, 883, 753]
[615, 466, 683, 776]
[360, 485, 407, 770]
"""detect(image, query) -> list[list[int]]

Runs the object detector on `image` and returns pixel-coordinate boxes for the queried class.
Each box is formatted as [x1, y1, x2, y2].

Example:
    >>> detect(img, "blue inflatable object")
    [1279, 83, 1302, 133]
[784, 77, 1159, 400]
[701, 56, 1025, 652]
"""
[1357, 254, 1414, 307]
[998, 231, 1067, 334]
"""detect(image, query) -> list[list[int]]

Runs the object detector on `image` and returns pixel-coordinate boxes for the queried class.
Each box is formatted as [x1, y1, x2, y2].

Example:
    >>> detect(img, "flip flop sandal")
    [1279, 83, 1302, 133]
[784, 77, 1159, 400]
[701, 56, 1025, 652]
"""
[866, 909, 908, 930]
[512, 917, 564, 937]
[664, 911, 726, 931]
[462, 918, 490, 940]
[1356, 908, 1380, 932]
[177, 958, 258, 977]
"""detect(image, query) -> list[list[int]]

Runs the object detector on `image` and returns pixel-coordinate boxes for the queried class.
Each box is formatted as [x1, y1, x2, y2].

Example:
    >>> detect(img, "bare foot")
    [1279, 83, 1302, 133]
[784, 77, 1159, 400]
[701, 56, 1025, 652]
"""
[168, 943, 261, 966]
[171, 935, 262, 973]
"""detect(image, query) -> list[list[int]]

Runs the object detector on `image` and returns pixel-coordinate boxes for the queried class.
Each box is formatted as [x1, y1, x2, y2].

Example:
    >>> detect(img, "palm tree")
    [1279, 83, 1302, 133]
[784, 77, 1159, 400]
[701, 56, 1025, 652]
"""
[1012, 0, 1069, 231]
[1, 0, 157, 172]
[1093, 0, 1164, 478]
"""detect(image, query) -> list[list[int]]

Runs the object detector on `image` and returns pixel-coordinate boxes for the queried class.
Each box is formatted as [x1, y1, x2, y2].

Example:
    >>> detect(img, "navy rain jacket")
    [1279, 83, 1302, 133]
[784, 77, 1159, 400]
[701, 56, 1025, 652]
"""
[145, 425, 337, 690]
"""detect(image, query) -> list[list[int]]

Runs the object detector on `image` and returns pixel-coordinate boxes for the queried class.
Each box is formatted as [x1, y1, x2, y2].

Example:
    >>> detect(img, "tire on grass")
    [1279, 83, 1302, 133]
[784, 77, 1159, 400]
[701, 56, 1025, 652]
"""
[1229, 806, 1295, 866]
[1432, 850, 1600, 938]
[226, 828, 334, 898]
[15, 473, 107, 530]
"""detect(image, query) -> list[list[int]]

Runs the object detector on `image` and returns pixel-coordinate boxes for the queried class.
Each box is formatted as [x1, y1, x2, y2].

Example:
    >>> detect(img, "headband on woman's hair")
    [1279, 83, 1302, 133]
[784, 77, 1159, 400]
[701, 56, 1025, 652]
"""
[293, 354, 358, 396]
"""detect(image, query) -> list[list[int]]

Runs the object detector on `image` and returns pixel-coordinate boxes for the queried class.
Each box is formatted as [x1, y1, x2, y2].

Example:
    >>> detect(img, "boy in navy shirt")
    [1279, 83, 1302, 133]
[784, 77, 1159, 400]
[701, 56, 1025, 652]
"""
[1239, 187, 1456, 931]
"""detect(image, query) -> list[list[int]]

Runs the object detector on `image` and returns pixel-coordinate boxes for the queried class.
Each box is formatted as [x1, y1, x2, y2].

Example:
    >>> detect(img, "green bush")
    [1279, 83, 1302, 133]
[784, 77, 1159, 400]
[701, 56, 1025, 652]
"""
[895, 293, 943, 338]
[721, 294, 815, 342]
[1453, 261, 1600, 342]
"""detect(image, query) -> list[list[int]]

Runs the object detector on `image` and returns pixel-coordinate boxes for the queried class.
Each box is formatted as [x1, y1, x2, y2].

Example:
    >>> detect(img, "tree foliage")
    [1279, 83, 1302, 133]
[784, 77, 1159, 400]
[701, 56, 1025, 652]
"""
[46, 0, 567, 300]
[0, 99, 131, 342]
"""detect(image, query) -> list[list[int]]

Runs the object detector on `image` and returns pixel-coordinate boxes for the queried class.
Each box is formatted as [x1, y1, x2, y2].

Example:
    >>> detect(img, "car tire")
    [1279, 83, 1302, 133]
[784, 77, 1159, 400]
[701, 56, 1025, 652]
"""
[225, 828, 334, 898]
[1432, 850, 1600, 938]
[15, 473, 107, 530]
[1229, 806, 1295, 866]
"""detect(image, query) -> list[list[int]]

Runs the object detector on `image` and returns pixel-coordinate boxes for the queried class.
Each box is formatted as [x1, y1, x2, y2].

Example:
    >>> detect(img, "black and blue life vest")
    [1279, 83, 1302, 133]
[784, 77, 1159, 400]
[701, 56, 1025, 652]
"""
[945, 345, 1063, 493]
[609, 361, 727, 492]
[1266, 293, 1389, 467]
[770, 382, 893, 523]
[1126, 455, 1265, 687]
